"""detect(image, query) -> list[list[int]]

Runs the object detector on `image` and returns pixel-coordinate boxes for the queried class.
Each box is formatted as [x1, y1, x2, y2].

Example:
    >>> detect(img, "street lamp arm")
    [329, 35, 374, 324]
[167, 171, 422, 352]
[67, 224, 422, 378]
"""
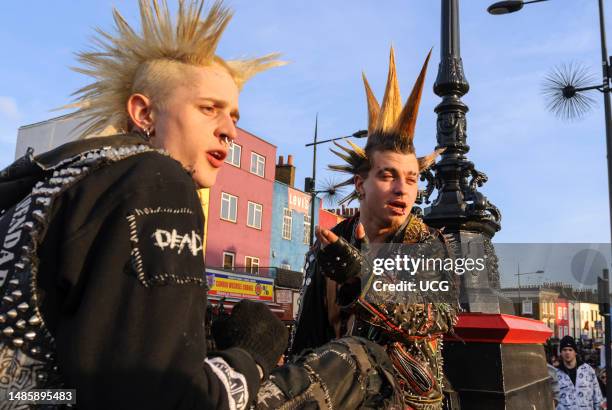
[487, 0, 549, 15]
[305, 130, 367, 147]
[514, 270, 545, 276]
[573, 84, 608, 93]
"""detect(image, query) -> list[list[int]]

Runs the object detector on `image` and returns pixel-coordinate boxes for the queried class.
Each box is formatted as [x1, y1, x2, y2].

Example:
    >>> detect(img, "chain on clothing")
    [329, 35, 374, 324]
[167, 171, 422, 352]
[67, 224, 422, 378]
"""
[291, 214, 460, 409]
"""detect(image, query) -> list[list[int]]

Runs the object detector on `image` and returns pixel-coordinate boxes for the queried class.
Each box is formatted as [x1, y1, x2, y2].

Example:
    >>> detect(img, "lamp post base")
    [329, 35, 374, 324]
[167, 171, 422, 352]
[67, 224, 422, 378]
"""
[443, 313, 554, 409]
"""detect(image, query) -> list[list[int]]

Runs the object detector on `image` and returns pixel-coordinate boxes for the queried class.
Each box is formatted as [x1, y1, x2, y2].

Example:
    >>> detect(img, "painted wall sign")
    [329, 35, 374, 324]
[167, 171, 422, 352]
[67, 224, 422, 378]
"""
[276, 289, 293, 304]
[288, 187, 311, 214]
[207, 270, 274, 301]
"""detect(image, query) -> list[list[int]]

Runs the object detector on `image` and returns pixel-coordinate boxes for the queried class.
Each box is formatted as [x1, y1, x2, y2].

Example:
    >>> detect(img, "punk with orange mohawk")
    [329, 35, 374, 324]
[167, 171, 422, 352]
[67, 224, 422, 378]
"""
[291, 48, 459, 410]
[330, 47, 443, 206]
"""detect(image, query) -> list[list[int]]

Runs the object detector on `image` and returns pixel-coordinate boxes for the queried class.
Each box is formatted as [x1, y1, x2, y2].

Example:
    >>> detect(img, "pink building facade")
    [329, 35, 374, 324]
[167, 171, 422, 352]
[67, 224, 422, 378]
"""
[205, 128, 276, 271]
[555, 298, 569, 338]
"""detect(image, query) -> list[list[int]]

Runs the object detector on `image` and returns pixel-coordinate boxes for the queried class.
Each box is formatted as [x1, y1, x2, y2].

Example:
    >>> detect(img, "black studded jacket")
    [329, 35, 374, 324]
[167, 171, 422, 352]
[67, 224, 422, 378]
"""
[0, 135, 260, 409]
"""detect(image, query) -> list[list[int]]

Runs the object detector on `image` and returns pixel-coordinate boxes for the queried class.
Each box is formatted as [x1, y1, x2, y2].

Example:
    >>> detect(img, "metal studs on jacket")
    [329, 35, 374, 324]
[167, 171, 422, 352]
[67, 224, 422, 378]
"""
[0, 140, 166, 392]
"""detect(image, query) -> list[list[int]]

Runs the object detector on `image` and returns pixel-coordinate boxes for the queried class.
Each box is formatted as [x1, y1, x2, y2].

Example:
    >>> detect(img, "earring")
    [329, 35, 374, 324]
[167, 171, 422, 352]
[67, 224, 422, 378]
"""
[357, 191, 364, 200]
[141, 127, 153, 141]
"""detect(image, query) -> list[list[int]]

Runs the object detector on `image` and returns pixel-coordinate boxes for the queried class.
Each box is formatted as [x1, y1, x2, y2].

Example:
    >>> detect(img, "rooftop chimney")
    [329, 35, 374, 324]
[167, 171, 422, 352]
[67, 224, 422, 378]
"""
[275, 153, 296, 187]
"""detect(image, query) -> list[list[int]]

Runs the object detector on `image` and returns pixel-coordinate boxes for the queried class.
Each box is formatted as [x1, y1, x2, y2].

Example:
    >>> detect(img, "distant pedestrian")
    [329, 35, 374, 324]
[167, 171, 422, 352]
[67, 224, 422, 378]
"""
[556, 336, 604, 409]
[597, 368, 606, 399]
[548, 363, 560, 407]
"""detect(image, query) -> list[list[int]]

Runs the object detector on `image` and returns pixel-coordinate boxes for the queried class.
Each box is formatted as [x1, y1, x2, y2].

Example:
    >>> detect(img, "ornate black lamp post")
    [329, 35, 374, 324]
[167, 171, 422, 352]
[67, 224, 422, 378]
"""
[423, 0, 502, 314]
[488, 0, 612, 400]
[429, 2, 554, 408]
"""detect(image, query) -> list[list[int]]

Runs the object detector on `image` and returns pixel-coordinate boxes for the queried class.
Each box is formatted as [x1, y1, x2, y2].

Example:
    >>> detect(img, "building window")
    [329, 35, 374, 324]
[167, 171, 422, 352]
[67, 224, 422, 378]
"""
[563, 307, 568, 320]
[245, 256, 259, 274]
[280, 263, 291, 270]
[220, 192, 238, 222]
[282, 208, 292, 240]
[303, 214, 311, 244]
[250, 152, 265, 177]
[225, 142, 241, 167]
[223, 252, 235, 269]
[522, 300, 533, 315]
[247, 201, 263, 229]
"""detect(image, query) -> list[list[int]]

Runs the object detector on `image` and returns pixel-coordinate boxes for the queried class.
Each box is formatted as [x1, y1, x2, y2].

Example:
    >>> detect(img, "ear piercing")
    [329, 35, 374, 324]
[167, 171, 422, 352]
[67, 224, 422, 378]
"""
[141, 127, 154, 141]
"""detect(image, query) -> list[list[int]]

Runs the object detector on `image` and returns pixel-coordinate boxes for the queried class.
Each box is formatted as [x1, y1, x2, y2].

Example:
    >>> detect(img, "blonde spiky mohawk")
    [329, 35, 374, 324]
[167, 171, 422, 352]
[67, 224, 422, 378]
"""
[330, 47, 443, 205]
[62, 0, 284, 138]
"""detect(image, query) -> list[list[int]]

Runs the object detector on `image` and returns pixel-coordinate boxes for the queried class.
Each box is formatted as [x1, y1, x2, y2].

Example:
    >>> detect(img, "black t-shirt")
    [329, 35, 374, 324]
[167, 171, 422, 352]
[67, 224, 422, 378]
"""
[35, 149, 260, 409]
[559, 361, 579, 385]
[567, 366, 577, 385]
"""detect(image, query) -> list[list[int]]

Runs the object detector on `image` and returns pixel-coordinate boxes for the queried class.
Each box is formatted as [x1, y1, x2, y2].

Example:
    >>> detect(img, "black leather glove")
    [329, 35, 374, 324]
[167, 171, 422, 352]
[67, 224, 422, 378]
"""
[212, 300, 288, 379]
[255, 336, 399, 409]
[318, 237, 370, 283]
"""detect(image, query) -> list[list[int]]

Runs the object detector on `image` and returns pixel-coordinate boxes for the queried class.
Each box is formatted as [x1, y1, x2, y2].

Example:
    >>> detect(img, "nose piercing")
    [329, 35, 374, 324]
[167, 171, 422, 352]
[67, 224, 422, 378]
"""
[221, 136, 231, 146]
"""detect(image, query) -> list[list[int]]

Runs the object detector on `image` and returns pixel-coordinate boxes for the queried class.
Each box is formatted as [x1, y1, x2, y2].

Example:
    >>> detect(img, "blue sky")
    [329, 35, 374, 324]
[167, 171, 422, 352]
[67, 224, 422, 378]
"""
[0, 0, 610, 245]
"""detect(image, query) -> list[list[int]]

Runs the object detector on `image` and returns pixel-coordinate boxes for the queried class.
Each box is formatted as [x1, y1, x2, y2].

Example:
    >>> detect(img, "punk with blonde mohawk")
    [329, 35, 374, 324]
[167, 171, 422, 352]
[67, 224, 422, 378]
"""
[330, 47, 443, 204]
[64, 0, 284, 138]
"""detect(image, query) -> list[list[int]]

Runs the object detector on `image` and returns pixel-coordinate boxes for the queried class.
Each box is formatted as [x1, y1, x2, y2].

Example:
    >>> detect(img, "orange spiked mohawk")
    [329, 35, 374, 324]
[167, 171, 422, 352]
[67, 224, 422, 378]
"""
[331, 48, 443, 205]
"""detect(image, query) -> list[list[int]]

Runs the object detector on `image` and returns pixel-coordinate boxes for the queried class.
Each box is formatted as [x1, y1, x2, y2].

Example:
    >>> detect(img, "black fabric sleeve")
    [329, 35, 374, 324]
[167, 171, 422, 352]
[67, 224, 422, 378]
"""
[290, 218, 357, 356]
[37, 153, 260, 409]
[290, 248, 336, 356]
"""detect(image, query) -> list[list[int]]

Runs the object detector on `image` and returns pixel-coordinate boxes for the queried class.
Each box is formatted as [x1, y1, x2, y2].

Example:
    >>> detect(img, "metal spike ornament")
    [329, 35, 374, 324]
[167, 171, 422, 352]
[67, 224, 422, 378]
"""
[318, 177, 346, 207]
[542, 62, 598, 120]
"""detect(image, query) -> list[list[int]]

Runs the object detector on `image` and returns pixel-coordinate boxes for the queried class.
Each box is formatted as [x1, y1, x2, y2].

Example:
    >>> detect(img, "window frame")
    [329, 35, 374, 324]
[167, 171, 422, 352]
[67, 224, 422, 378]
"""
[245, 256, 260, 275]
[247, 201, 263, 230]
[220, 192, 238, 223]
[303, 214, 311, 244]
[522, 299, 533, 315]
[223, 252, 235, 269]
[282, 208, 292, 240]
[250, 152, 266, 178]
[225, 141, 242, 168]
